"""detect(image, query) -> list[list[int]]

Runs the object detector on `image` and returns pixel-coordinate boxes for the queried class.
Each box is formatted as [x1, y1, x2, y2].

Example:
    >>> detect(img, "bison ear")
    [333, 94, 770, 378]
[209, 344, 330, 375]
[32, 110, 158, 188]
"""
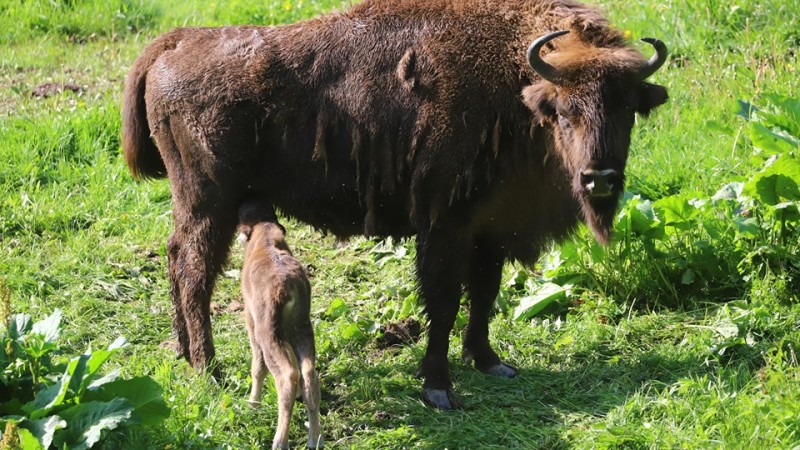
[522, 83, 558, 124]
[636, 82, 668, 117]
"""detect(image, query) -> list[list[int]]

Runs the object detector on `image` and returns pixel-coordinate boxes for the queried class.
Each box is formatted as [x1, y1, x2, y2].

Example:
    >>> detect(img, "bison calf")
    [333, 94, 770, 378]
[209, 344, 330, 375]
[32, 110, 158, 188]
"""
[238, 200, 322, 449]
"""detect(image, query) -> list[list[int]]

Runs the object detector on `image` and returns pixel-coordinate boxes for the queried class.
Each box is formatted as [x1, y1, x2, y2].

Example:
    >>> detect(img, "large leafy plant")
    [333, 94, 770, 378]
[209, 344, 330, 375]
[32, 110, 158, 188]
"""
[0, 287, 170, 450]
[513, 93, 800, 320]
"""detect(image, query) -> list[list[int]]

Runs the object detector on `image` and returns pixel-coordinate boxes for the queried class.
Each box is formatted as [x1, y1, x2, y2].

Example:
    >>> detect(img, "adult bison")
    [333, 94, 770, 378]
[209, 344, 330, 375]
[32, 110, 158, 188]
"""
[122, 0, 668, 409]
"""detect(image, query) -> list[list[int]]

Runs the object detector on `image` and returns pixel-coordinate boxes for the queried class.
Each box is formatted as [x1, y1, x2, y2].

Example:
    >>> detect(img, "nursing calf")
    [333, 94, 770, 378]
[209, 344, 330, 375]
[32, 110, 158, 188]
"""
[238, 200, 322, 449]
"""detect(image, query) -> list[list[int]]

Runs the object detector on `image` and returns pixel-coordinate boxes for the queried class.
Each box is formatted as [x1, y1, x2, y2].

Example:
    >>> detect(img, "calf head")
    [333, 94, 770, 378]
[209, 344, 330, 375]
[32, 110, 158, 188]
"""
[237, 199, 287, 251]
[522, 30, 668, 243]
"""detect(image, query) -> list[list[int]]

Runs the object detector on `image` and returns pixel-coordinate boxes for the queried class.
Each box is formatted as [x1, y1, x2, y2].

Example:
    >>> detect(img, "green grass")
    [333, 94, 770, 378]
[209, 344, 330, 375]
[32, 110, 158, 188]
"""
[2, 0, 800, 448]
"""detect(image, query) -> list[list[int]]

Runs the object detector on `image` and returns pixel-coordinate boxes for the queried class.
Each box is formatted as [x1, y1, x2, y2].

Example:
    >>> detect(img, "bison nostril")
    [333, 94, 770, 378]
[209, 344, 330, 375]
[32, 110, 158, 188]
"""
[580, 169, 619, 197]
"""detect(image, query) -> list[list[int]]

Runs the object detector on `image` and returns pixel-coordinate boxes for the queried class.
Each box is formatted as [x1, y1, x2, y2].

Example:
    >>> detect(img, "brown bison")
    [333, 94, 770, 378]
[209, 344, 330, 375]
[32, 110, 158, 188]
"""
[122, 0, 668, 409]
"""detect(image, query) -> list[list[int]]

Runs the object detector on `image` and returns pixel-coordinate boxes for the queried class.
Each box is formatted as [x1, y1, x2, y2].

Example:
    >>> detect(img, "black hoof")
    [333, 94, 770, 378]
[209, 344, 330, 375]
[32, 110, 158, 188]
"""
[422, 388, 462, 410]
[463, 349, 518, 378]
[484, 363, 518, 378]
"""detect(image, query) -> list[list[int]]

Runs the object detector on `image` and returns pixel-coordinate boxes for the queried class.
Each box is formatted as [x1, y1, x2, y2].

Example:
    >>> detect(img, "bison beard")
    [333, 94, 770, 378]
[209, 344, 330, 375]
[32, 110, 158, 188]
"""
[122, 0, 668, 410]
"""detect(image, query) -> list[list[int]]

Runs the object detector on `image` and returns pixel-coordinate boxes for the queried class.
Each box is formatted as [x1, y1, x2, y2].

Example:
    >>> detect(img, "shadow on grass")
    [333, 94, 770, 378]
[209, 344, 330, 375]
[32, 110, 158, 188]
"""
[316, 341, 756, 449]
[96, 330, 766, 449]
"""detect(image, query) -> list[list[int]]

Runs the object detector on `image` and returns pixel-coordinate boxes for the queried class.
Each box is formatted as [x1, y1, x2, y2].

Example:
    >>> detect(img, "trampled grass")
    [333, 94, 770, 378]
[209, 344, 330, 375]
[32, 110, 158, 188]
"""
[1, 0, 799, 448]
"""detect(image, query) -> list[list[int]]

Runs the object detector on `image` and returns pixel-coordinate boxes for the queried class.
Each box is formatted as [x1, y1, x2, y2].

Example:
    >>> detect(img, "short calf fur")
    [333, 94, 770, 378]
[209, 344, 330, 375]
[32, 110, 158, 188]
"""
[238, 201, 322, 449]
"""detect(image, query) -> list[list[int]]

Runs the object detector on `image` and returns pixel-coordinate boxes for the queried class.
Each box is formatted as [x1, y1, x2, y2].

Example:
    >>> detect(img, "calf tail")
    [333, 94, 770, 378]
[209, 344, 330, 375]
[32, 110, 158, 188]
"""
[121, 36, 174, 179]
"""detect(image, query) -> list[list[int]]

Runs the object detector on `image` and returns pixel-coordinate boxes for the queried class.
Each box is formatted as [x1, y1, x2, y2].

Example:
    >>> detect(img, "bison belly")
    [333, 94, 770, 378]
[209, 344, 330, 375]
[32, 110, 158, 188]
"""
[255, 118, 415, 240]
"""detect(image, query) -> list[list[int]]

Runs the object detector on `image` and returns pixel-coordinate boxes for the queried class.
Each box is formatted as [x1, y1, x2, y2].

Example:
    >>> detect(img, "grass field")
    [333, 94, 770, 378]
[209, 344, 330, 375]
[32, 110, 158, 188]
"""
[1, 0, 799, 448]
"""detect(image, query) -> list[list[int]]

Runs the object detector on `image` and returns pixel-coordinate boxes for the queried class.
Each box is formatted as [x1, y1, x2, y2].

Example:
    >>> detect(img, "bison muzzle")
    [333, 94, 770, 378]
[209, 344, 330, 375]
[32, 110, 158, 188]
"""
[122, 0, 668, 410]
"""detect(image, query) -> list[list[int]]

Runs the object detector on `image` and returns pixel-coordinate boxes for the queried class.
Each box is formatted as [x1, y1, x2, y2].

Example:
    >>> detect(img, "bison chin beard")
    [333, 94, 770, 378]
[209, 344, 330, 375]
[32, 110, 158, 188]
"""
[580, 194, 621, 245]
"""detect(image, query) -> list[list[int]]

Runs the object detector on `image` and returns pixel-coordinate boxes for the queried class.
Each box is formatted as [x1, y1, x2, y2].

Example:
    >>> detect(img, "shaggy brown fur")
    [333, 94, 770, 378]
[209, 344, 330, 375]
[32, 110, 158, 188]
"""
[122, 0, 668, 409]
[238, 200, 321, 449]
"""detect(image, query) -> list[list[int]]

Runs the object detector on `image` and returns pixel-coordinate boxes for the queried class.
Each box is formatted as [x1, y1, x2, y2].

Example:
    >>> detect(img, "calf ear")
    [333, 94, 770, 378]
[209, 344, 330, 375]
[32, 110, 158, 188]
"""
[237, 225, 252, 244]
[636, 82, 668, 117]
[522, 83, 557, 125]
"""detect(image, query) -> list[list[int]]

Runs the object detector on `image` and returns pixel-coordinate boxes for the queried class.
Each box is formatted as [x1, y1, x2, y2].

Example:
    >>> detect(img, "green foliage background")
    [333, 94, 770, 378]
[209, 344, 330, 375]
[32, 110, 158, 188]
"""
[1, 0, 799, 448]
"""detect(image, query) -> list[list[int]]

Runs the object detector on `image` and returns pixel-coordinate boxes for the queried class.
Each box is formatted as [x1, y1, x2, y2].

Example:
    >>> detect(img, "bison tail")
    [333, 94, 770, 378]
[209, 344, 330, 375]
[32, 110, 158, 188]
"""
[121, 41, 168, 180]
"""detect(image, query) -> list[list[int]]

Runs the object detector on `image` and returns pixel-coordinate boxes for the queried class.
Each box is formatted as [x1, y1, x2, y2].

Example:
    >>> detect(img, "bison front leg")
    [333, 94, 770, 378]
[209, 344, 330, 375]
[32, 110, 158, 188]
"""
[415, 228, 469, 410]
[462, 239, 517, 378]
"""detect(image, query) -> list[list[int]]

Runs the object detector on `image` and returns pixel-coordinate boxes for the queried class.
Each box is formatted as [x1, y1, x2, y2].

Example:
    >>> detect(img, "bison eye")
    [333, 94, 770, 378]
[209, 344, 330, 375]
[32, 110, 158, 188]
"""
[557, 113, 571, 129]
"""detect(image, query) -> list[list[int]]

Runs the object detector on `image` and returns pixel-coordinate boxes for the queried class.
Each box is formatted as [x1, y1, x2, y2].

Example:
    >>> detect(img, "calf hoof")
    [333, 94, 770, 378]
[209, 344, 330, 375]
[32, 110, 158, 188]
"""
[422, 388, 462, 410]
[484, 363, 518, 378]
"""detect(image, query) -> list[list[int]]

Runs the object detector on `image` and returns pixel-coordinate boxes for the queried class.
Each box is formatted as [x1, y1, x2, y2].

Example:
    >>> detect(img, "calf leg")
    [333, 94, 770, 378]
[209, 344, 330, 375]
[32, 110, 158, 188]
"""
[296, 332, 322, 449]
[246, 313, 268, 407]
[463, 239, 517, 378]
[260, 335, 301, 450]
[415, 228, 469, 410]
[272, 366, 300, 450]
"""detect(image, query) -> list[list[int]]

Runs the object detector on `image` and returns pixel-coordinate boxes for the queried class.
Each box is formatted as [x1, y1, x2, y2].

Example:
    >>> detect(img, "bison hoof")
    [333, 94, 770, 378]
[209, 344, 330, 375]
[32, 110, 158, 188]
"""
[159, 340, 184, 359]
[484, 362, 518, 378]
[462, 349, 518, 378]
[422, 388, 462, 410]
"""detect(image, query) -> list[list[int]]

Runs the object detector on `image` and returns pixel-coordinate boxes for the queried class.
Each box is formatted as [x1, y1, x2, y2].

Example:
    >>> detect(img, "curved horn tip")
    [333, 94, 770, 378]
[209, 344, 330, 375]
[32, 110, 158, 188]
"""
[526, 30, 570, 83]
[638, 37, 668, 79]
[640, 37, 667, 51]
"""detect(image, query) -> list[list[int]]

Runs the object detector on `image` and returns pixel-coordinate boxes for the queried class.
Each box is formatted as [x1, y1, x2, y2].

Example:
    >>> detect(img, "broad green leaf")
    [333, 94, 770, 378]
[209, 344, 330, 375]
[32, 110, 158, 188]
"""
[772, 201, 800, 222]
[9, 314, 32, 340]
[81, 349, 117, 390]
[324, 298, 349, 319]
[340, 322, 366, 342]
[83, 376, 170, 426]
[52, 398, 136, 450]
[21, 335, 59, 359]
[744, 156, 800, 205]
[24, 372, 71, 419]
[514, 283, 570, 321]
[0, 398, 25, 416]
[85, 369, 120, 391]
[654, 195, 698, 230]
[735, 99, 757, 120]
[80, 338, 126, 390]
[733, 216, 759, 236]
[618, 196, 664, 240]
[711, 182, 744, 202]
[65, 354, 91, 398]
[17, 425, 45, 450]
[31, 309, 61, 343]
[23, 415, 67, 449]
[749, 122, 798, 154]
[763, 93, 800, 137]
[398, 293, 418, 318]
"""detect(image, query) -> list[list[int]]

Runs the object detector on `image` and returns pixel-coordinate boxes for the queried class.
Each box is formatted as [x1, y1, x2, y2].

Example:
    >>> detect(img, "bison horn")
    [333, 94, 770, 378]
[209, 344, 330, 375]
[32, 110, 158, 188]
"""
[526, 30, 570, 83]
[638, 37, 668, 80]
